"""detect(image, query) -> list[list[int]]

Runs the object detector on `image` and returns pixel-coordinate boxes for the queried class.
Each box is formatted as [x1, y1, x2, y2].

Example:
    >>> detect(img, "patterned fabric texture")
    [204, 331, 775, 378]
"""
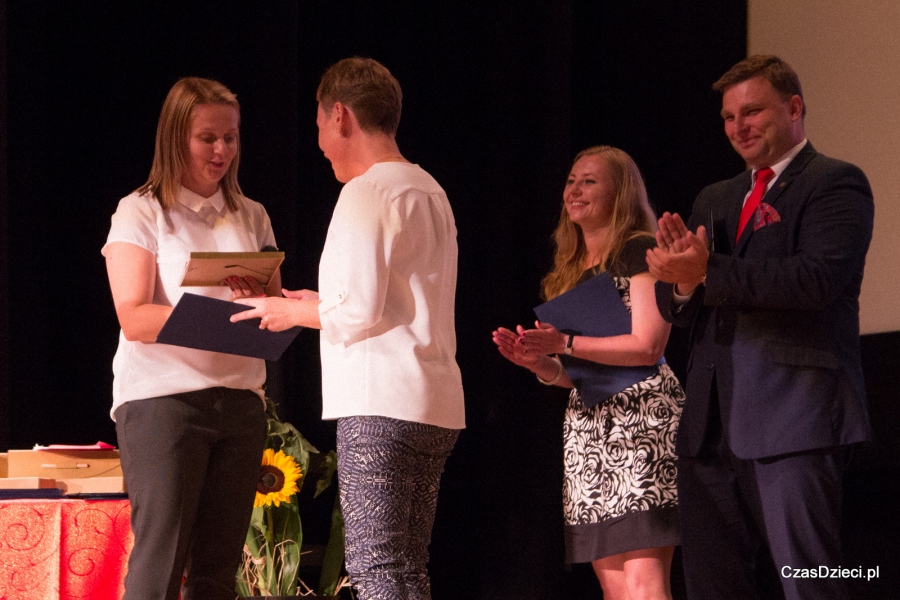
[562, 272, 684, 562]
[337, 416, 459, 600]
[753, 201, 782, 231]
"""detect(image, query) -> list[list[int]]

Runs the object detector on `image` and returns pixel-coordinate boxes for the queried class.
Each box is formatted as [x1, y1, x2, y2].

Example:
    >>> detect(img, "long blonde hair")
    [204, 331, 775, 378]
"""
[136, 77, 244, 211]
[541, 146, 657, 300]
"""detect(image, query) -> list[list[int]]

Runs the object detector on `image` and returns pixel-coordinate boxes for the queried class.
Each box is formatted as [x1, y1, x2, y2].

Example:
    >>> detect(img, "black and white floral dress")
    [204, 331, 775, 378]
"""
[562, 236, 684, 563]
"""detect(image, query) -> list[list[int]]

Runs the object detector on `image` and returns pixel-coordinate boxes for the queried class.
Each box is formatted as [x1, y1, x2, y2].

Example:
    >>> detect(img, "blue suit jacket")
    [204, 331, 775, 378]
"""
[657, 142, 874, 459]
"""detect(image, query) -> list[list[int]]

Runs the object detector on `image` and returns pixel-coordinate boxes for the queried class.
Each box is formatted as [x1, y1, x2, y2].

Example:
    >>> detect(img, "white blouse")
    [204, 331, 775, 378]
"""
[318, 162, 465, 430]
[102, 186, 276, 419]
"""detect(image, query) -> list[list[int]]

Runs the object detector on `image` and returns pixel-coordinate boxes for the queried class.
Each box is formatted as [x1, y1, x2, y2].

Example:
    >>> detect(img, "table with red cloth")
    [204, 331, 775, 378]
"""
[0, 498, 132, 600]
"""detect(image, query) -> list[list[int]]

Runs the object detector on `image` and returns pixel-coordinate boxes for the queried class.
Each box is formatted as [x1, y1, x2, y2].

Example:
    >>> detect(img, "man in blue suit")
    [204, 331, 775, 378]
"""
[647, 55, 874, 599]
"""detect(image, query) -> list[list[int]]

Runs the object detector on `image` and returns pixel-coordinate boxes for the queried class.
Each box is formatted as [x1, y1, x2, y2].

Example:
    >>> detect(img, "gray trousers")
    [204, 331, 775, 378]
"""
[115, 387, 266, 600]
[337, 416, 459, 600]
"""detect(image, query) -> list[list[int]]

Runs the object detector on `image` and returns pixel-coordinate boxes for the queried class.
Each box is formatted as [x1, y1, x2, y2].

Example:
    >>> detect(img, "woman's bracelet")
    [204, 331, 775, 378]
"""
[535, 355, 564, 386]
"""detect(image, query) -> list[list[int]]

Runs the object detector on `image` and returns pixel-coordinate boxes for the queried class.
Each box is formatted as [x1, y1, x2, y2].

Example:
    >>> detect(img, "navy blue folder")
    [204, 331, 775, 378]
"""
[0, 488, 64, 499]
[157, 293, 302, 361]
[534, 273, 661, 408]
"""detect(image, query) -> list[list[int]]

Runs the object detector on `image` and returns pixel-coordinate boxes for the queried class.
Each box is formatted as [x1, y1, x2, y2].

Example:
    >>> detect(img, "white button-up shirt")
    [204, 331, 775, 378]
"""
[102, 186, 275, 418]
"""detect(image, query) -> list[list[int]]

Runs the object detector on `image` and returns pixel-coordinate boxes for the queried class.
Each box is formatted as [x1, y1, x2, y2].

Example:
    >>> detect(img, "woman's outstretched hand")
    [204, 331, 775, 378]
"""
[231, 296, 299, 332]
[492, 326, 539, 369]
[283, 289, 319, 302]
[231, 288, 322, 331]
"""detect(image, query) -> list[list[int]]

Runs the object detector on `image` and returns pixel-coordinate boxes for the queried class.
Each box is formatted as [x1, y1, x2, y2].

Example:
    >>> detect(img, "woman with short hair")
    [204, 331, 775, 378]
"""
[233, 58, 465, 600]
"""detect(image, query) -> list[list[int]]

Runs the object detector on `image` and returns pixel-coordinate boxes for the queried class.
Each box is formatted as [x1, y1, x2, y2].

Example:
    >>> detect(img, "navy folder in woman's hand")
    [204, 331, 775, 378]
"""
[157, 293, 302, 361]
[534, 273, 661, 408]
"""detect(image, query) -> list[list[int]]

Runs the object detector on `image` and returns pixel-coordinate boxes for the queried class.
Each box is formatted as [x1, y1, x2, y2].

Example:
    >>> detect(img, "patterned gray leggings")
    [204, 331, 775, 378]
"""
[337, 416, 459, 600]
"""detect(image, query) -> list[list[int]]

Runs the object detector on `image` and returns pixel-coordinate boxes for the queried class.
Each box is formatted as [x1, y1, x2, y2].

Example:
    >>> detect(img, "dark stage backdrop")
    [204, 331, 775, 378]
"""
[6, 2, 893, 599]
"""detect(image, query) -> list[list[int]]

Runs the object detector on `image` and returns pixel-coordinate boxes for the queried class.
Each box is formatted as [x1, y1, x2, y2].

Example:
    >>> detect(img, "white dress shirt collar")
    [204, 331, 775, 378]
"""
[177, 185, 226, 214]
[753, 138, 808, 185]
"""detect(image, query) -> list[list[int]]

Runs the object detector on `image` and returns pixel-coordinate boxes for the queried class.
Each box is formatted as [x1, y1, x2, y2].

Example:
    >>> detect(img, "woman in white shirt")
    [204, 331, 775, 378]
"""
[232, 58, 464, 600]
[102, 77, 279, 600]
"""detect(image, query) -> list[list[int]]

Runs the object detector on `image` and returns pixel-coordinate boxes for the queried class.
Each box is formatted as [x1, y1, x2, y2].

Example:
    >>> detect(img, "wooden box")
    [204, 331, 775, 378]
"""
[0, 477, 58, 490]
[7, 449, 122, 479]
[57, 477, 126, 494]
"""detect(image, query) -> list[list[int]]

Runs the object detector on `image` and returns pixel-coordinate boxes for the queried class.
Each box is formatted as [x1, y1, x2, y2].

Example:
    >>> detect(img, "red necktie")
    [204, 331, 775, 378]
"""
[736, 167, 775, 242]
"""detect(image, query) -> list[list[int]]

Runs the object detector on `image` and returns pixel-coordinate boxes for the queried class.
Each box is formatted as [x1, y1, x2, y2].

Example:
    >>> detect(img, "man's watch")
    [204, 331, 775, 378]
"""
[563, 334, 575, 355]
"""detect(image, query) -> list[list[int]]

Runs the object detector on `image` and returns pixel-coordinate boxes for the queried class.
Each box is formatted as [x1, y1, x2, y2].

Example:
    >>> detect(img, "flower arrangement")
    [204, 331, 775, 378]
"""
[237, 398, 348, 597]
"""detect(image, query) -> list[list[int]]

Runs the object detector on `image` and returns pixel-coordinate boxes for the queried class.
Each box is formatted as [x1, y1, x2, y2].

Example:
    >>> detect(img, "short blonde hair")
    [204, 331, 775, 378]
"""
[137, 77, 243, 211]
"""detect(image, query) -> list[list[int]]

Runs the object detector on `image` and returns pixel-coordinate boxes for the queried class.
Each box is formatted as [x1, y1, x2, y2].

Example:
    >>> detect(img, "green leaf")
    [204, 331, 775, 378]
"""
[244, 522, 262, 560]
[273, 502, 303, 596]
[247, 505, 266, 537]
[234, 577, 251, 597]
[236, 528, 270, 596]
[314, 450, 338, 498]
[277, 538, 301, 595]
[284, 444, 312, 496]
[317, 493, 346, 597]
[270, 501, 302, 595]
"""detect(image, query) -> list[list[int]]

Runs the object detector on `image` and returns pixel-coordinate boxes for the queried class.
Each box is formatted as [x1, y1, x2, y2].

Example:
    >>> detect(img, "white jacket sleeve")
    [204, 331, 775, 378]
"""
[318, 178, 399, 345]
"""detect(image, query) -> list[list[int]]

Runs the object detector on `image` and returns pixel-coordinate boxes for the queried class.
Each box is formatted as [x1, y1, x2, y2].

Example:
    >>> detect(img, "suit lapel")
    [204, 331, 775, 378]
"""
[733, 142, 818, 254]
[763, 142, 816, 209]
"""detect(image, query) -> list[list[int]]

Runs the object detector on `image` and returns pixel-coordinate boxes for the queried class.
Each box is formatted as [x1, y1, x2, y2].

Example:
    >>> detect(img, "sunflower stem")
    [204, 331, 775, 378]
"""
[264, 505, 276, 591]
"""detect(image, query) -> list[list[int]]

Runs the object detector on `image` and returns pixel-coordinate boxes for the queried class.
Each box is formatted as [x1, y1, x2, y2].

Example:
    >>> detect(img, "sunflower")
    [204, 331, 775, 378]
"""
[254, 448, 302, 508]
